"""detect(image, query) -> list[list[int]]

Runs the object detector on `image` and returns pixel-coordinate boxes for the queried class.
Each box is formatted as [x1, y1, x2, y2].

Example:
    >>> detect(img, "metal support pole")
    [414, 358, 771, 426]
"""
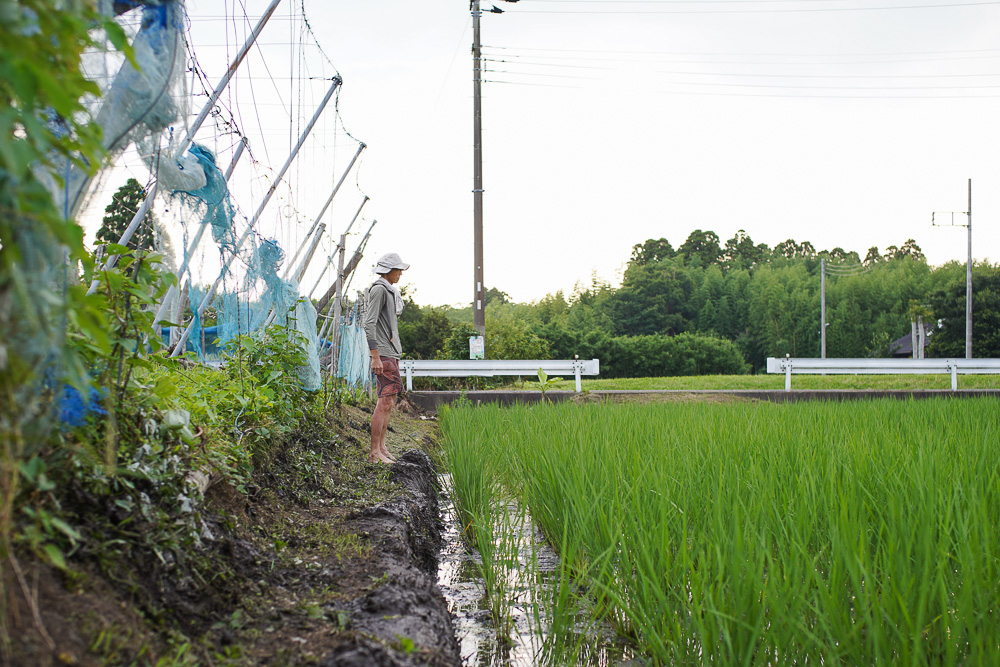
[342, 220, 377, 282]
[282, 143, 365, 277]
[342, 197, 368, 238]
[293, 224, 326, 285]
[820, 258, 826, 359]
[262, 221, 327, 329]
[318, 307, 336, 346]
[472, 0, 485, 336]
[966, 178, 973, 359]
[86, 182, 158, 296]
[171, 78, 340, 357]
[311, 217, 376, 302]
[329, 234, 348, 377]
[91, 0, 279, 277]
[308, 257, 334, 300]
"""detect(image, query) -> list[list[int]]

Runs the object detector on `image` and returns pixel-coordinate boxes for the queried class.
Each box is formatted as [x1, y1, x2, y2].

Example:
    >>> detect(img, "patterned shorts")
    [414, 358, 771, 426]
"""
[375, 356, 403, 398]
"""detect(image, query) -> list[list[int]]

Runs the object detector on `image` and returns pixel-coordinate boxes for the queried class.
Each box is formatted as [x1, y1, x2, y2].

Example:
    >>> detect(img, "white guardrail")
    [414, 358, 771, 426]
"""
[766, 356, 1000, 391]
[399, 358, 600, 392]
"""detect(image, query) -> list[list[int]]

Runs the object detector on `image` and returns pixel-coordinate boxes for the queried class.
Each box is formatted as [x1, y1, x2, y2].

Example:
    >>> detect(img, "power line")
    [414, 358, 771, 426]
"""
[485, 57, 1000, 78]
[484, 45, 1000, 57]
[482, 47, 1000, 66]
[483, 77, 1000, 96]
[512, 1, 1000, 13]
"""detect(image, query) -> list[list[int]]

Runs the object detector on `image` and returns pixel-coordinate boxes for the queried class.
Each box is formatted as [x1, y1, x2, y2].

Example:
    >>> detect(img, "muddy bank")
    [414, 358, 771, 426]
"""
[7, 404, 460, 667]
[323, 449, 460, 667]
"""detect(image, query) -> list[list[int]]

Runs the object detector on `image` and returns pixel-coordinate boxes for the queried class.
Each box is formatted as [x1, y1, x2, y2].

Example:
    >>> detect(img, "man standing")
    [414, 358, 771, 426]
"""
[364, 252, 410, 464]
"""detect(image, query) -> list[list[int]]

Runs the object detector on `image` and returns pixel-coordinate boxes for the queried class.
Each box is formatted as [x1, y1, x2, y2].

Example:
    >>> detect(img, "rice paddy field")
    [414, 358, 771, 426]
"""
[442, 397, 1000, 666]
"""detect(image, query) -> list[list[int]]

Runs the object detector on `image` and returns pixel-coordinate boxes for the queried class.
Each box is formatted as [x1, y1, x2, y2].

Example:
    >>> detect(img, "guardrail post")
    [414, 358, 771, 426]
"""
[785, 358, 792, 391]
[406, 363, 413, 391]
[951, 362, 958, 391]
[574, 361, 582, 393]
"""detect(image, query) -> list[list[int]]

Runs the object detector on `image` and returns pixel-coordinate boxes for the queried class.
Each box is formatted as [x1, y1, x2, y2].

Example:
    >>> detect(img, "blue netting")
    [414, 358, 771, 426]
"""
[293, 298, 322, 391]
[59, 384, 108, 429]
[334, 300, 373, 391]
[171, 144, 237, 252]
[71, 0, 326, 391]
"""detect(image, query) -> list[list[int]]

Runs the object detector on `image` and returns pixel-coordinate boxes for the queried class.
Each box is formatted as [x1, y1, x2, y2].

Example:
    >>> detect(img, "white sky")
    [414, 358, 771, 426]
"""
[96, 0, 1000, 308]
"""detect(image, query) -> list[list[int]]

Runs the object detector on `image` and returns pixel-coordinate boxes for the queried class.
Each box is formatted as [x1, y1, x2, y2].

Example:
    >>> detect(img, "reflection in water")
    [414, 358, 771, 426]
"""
[436, 475, 641, 666]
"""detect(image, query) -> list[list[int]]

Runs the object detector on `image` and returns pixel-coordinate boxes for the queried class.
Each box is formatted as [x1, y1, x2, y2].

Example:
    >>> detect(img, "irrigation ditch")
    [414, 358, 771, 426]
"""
[436, 474, 638, 667]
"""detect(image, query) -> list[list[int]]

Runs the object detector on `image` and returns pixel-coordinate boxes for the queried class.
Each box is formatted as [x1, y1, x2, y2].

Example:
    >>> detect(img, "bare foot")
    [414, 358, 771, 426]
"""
[381, 448, 397, 462]
[368, 453, 394, 464]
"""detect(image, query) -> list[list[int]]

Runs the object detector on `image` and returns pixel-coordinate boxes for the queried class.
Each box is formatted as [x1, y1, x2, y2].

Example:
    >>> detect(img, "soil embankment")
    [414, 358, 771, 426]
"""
[7, 401, 460, 667]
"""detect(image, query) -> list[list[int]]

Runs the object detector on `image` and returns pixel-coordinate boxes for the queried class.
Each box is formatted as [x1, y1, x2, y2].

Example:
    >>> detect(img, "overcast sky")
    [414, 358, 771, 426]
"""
[162, 0, 1000, 307]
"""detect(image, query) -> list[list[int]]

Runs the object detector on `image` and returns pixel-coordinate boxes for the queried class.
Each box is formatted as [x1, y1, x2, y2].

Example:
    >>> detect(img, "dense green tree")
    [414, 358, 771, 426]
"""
[442, 304, 549, 360]
[722, 230, 768, 272]
[534, 291, 569, 326]
[774, 239, 816, 260]
[419, 230, 969, 376]
[927, 263, 1000, 358]
[883, 239, 925, 262]
[863, 246, 883, 266]
[484, 287, 510, 307]
[678, 229, 722, 267]
[630, 237, 675, 266]
[606, 257, 697, 336]
[95, 178, 158, 253]
[399, 301, 453, 360]
[822, 247, 861, 264]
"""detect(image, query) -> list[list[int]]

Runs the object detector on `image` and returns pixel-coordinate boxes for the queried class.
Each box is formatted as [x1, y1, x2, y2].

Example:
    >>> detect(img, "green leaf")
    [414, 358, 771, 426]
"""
[49, 517, 81, 545]
[162, 409, 191, 431]
[43, 544, 67, 571]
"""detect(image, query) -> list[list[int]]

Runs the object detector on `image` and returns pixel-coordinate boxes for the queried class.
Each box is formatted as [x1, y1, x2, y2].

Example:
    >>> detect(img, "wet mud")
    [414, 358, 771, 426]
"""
[324, 450, 461, 667]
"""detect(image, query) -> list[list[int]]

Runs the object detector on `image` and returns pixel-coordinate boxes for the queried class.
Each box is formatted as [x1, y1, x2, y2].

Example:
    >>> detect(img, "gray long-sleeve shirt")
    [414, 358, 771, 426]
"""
[364, 281, 402, 359]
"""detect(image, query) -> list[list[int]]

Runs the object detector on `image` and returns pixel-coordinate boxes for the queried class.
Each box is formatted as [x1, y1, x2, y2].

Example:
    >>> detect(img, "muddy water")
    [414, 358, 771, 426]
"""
[437, 475, 641, 667]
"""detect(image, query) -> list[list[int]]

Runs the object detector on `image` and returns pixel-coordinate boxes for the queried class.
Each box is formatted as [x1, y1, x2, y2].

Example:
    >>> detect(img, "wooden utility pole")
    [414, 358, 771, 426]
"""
[966, 178, 973, 359]
[472, 0, 485, 335]
[820, 258, 826, 359]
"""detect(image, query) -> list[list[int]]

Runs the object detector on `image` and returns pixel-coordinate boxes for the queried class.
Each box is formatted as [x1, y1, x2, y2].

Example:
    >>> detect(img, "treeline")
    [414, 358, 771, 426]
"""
[400, 229, 1000, 375]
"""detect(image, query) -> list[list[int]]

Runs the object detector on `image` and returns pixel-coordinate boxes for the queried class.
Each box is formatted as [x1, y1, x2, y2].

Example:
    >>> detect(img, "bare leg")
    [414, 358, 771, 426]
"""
[370, 394, 397, 463]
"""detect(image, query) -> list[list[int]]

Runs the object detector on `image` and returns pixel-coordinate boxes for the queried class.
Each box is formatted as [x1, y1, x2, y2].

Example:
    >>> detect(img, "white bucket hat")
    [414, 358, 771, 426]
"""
[374, 252, 410, 274]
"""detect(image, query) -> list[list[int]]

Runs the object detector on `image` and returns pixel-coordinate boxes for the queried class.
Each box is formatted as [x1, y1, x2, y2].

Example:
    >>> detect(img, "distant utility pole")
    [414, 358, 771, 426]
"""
[820, 258, 826, 359]
[966, 178, 972, 359]
[931, 178, 973, 359]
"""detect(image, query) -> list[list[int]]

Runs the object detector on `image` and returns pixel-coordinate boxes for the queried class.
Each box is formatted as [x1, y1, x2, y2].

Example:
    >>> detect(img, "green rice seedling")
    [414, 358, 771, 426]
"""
[442, 404, 524, 642]
[443, 397, 1000, 666]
